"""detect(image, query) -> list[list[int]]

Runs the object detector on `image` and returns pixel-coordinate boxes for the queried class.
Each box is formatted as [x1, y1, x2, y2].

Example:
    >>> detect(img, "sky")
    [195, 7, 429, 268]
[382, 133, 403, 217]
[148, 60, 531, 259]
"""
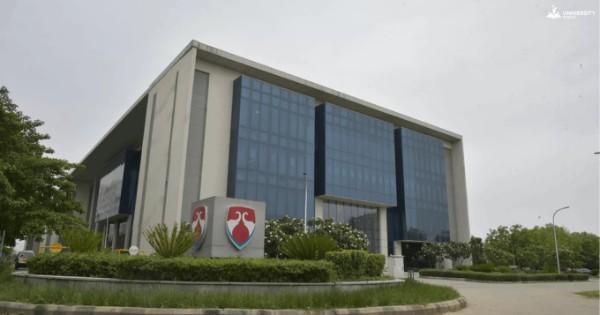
[0, 0, 598, 238]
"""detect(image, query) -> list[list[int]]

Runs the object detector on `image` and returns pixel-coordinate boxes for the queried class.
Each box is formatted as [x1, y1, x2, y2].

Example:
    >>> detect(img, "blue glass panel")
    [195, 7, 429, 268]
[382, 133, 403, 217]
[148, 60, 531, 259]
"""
[228, 76, 315, 219]
[315, 103, 396, 206]
[388, 127, 450, 252]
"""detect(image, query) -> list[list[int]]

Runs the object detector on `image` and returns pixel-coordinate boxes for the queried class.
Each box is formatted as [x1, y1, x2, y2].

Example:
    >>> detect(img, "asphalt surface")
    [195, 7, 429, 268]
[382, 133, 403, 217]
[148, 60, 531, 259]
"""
[421, 277, 599, 315]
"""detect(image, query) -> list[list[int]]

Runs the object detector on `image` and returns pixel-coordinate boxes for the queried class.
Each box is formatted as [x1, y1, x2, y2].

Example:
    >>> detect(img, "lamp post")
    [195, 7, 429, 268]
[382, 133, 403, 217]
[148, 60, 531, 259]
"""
[552, 206, 569, 274]
[303, 172, 308, 233]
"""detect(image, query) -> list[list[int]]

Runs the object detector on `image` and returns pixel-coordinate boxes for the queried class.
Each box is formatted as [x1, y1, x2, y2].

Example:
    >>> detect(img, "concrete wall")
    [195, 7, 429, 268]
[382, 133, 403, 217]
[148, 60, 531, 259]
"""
[194, 59, 241, 200]
[131, 48, 198, 251]
[444, 141, 470, 243]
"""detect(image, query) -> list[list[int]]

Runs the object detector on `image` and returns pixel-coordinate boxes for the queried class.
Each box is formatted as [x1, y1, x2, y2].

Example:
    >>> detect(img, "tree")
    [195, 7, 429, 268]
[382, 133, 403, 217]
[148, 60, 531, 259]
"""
[469, 236, 485, 264]
[0, 86, 82, 246]
[444, 241, 471, 266]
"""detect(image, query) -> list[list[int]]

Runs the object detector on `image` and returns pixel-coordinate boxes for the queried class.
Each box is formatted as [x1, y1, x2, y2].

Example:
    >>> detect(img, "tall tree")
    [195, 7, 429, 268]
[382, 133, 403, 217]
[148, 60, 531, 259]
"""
[0, 86, 82, 246]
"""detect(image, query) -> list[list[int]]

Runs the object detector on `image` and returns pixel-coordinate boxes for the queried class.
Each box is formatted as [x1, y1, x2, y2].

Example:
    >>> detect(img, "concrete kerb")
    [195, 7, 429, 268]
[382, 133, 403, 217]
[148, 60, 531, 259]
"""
[12, 272, 405, 293]
[0, 297, 467, 315]
[420, 275, 591, 284]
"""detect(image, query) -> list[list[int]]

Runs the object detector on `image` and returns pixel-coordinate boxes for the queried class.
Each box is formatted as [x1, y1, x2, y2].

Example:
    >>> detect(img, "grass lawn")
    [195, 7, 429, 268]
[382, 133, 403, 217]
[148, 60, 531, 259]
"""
[0, 272, 459, 309]
[575, 291, 600, 299]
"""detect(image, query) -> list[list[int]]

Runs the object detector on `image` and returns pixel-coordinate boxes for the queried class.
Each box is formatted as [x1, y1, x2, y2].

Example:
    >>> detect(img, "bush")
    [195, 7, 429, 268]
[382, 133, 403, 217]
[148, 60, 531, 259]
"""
[325, 250, 385, 279]
[455, 265, 470, 271]
[470, 263, 495, 273]
[265, 217, 369, 258]
[495, 266, 512, 273]
[365, 253, 386, 277]
[419, 269, 589, 282]
[280, 234, 338, 260]
[28, 253, 337, 283]
[310, 218, 369, 250]
[143, 223, 194, 258]
[60, 227, 102, 253]
[264, 216, 304, 258]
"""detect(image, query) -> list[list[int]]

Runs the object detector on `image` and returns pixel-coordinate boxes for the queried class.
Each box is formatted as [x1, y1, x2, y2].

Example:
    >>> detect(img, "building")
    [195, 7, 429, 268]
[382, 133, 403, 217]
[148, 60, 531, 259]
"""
[70, 40, 470, 259]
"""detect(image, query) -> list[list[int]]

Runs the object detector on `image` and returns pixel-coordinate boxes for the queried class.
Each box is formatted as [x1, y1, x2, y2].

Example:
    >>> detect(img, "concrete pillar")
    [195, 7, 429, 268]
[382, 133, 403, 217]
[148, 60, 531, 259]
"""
[378, 207, 388, 255]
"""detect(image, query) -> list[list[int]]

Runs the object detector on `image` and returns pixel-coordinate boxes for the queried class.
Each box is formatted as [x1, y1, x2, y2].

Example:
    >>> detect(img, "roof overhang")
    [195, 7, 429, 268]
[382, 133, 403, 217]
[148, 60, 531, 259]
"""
[73, 40, 462, 181]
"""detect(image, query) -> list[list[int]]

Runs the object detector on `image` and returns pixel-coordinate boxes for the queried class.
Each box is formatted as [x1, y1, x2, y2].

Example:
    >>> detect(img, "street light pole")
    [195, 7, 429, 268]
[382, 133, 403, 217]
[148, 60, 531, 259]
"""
[303, 172, 308, 233]
[552, 206, 570, 274]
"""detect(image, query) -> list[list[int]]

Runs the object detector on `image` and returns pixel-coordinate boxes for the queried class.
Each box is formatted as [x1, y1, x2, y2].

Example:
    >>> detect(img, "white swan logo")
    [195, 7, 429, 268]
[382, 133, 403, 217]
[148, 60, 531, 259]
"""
[225, 206, 256, 250]
[546, 5, 561, 19]
[191, 205, 208, 250]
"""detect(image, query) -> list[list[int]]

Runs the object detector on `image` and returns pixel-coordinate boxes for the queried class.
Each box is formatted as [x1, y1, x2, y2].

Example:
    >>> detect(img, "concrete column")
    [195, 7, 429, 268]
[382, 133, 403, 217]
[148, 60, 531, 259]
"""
[378, 207, 388, 255]
[450, 141, 470, 242]
[314, 198, 324, 219]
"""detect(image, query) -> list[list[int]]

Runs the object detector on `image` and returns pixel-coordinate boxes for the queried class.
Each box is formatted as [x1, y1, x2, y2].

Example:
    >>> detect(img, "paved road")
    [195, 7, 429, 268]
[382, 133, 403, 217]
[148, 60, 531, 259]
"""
[421, 277, 599, 315]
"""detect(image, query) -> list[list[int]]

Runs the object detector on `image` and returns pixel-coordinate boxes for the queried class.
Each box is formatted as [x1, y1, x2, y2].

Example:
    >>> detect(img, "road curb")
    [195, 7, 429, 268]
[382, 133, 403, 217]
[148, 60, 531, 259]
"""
[420, 275, 590, 283]
[0, 297, 467, 315]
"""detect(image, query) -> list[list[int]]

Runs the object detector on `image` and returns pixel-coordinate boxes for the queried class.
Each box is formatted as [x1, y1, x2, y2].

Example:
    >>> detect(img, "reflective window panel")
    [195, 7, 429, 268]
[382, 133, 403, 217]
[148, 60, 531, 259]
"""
[388, 127, 450, 251]
[228, 75, 315, 219]
[315, 103, 396, 206]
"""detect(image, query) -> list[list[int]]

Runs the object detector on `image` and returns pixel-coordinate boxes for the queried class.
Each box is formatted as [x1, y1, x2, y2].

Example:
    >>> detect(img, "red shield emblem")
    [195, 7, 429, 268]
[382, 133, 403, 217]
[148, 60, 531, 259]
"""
[225, 206, 256, 250]
[191, 205, 208, 250]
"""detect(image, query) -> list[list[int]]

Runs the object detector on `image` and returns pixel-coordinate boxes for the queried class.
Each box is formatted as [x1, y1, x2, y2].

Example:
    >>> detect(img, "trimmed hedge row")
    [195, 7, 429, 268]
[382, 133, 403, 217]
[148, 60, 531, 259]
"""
[325, 250, 385, 279]
[28, 254, 336, 283]
[419, 269, 589, 282]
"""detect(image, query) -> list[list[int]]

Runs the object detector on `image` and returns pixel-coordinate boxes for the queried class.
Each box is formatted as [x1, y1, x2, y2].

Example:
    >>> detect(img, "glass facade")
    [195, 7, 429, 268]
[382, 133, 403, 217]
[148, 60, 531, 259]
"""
[388, 127, 450, 250]
[315, 103, 396, 206]
[228, 75, 315, 219]
[322, 200, 380, 252]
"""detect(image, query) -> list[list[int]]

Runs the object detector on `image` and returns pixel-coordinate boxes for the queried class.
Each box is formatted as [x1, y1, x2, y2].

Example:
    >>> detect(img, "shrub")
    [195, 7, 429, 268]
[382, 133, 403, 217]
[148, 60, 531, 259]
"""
[470, 263, 495, 273]
[325, 250, 385, 279]
[264, 216, 304, 258]
[265, 217, 369, 258]
[280, 234, 338, 260]
[365, 252, 386, 277]
[495, 266, 512, 273]
[310, 218, 369, 250]
[455, 265, 470, 271]
[419, 269, 589, 282]
[59, 227, 102, 253]
[28, 253, 337, 282]
[143, 223, 194, 258]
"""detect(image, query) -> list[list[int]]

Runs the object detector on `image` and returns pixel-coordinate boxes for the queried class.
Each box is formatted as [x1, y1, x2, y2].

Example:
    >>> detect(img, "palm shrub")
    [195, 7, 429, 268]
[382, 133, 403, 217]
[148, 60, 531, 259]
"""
[280, 234, 338, 260]
[143, 223, 194, 258]
[59, 227, 102, 253]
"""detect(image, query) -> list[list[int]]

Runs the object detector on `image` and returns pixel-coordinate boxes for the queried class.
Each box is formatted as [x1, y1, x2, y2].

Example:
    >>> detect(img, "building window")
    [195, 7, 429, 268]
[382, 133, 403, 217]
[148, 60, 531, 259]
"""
[322, 200, 380, 253]
[316, 103, 396, 206]
[228, 75, 315, 219]
[388, 127, 450, 249]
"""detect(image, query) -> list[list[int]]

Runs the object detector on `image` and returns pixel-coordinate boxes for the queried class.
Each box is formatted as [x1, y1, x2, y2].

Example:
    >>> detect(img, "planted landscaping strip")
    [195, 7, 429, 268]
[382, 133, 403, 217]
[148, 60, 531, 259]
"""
[419, 269, 589, 281]
[13, 272, 404, 293]
[0, 278, 460, 309]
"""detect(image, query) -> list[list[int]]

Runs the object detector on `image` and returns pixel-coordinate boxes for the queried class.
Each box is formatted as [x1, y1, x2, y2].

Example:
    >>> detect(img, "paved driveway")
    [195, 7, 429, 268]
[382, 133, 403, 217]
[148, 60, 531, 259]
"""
[420, 277, 599, 315]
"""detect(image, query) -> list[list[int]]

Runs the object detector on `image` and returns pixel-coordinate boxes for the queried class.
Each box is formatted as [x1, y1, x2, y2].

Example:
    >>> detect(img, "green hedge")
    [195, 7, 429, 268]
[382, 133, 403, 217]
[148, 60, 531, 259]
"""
[29, 254, 336, 283]
[419, 269, 589, 282]
[325, 250, 385, 279]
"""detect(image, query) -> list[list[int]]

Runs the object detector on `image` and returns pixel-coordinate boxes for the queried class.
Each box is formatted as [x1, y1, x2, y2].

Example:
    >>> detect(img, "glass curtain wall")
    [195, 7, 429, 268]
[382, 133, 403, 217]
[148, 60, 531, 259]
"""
[228, 75, 315, 219]
[388, 127, 450, 252]
[315, 103, 396, 206]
